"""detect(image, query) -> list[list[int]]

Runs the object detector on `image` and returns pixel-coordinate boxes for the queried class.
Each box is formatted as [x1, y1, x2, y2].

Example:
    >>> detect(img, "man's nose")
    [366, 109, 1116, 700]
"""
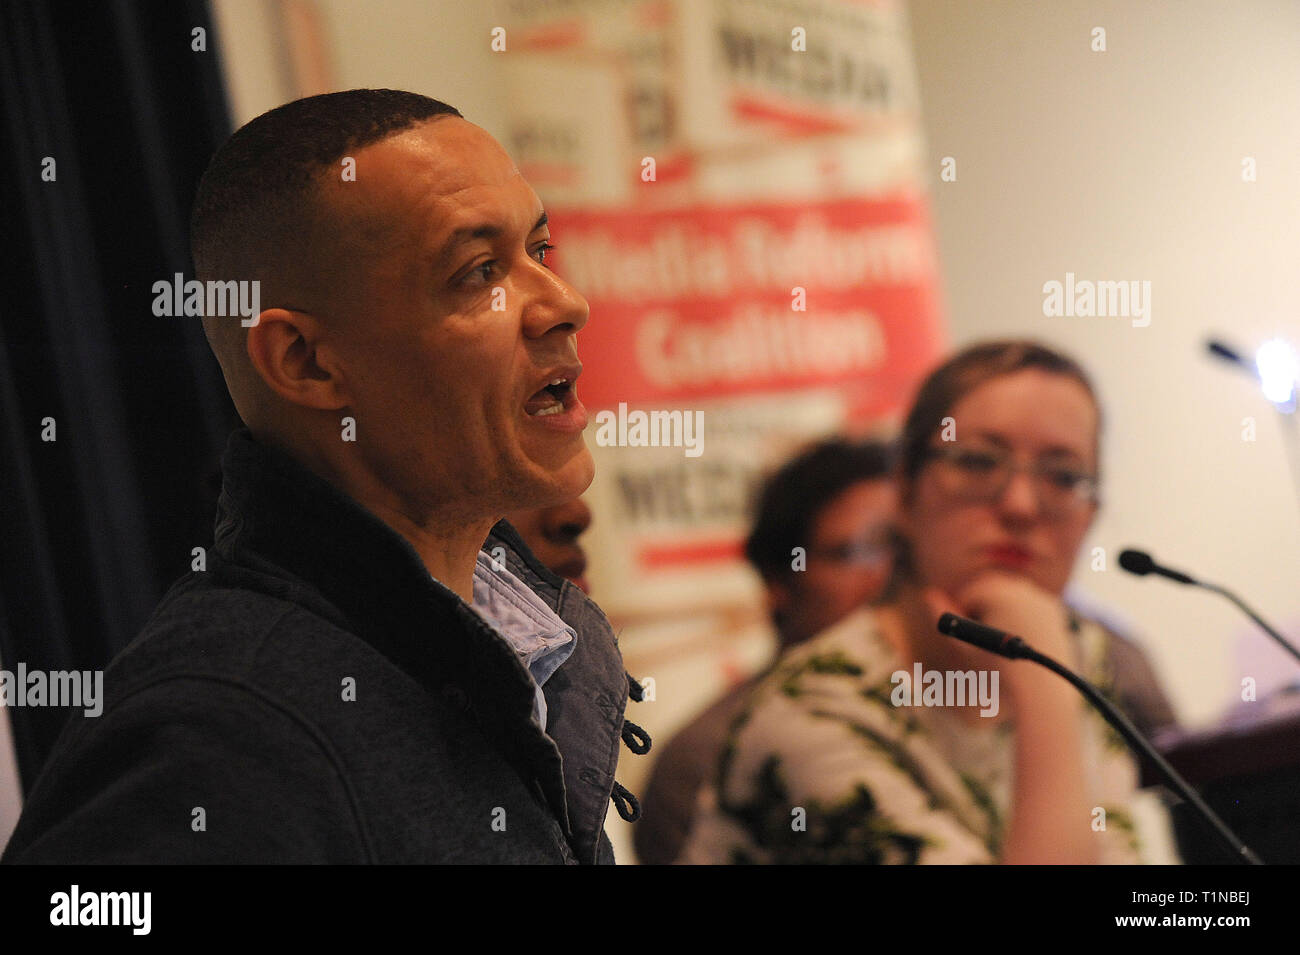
[845, 566, 891, 610]
[523, 264, 589, 338]
[545, 498, 592, 542]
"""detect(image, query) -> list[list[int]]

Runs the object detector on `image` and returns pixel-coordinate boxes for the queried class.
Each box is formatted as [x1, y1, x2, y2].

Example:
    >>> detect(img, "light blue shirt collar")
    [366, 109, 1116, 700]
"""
[464, 551, 577, 731]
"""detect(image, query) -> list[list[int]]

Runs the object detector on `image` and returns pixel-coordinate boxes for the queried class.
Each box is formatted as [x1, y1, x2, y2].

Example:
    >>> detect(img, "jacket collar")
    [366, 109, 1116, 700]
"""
[210, 427, 574, 833]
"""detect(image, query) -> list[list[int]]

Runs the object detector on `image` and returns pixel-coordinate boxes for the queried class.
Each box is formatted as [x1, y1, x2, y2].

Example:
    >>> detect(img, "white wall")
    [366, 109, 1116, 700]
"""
[907, 0, 1300, 727]
[211, 0, 505, 133]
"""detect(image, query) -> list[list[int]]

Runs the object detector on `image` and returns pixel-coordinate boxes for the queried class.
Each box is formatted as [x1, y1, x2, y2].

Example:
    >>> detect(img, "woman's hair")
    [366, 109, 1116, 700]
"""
[897, 339, 1103, 490]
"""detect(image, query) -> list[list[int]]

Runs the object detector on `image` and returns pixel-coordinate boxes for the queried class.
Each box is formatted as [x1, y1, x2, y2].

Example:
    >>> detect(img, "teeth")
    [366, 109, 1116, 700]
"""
[527, 376, 571, 417]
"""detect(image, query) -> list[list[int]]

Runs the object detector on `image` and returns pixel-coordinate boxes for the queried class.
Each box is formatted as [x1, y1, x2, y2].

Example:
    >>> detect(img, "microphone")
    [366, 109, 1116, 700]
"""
[1116, 548, 1195, 585]
[935, 612, 1034, 658]
[1206, 337, 1251, 371]
[936, 611, 1265, 865]
[1119, 548, 1300, 665]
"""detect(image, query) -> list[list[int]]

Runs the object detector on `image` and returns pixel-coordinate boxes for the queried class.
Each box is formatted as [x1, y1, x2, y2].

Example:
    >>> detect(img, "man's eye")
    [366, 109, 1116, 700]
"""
[459, 243, 555, 287]
[955, 450, 1000, 472]
[459, 261, 499, 286]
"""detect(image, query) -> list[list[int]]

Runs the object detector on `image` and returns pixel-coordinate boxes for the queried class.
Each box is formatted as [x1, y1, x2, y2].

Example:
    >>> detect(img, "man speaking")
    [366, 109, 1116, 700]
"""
[3, 90, 644, 864]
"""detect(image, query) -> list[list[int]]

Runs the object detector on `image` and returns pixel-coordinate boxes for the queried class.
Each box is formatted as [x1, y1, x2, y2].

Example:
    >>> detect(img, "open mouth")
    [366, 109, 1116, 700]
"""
[525, 378, 574, 417]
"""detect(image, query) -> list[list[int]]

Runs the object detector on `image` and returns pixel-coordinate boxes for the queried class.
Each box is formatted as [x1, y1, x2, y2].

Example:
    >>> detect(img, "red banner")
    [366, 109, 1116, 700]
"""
[555, 194, 944, 419]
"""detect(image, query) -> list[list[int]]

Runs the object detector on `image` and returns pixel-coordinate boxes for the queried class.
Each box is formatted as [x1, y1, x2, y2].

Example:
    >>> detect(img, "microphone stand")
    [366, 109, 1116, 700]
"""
[937, 612, 1265, 865]
[1198, 580, 1300, 666]
[1119, 549, 1300, 666]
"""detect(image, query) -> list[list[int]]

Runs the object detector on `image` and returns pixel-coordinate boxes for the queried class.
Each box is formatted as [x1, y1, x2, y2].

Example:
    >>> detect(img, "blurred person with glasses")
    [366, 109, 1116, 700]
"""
[635, 438, 897, 864]
[679, 340, 1177, 864]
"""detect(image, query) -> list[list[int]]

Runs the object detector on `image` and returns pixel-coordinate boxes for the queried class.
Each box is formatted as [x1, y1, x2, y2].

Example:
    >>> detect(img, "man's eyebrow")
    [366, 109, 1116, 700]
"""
[434, 212, 548, 268]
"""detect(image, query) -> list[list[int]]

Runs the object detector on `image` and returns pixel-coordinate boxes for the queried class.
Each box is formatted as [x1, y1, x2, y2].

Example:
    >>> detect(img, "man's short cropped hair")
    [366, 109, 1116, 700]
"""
[744, 437, 895, 582]
[189, 89, 462, 289]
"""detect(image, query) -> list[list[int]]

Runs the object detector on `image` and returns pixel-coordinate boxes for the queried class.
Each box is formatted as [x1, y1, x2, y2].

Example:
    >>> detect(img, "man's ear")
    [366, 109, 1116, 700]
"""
[244, 308, 350, 411]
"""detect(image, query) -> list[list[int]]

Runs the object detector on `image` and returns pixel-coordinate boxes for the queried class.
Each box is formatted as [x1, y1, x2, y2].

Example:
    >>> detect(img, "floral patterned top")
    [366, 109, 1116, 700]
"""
[677, 605, 1147, 864]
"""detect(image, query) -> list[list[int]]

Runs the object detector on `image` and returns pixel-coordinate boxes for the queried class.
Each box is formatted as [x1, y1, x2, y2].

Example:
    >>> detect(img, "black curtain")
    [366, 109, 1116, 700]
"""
[0, 1, 240, 791]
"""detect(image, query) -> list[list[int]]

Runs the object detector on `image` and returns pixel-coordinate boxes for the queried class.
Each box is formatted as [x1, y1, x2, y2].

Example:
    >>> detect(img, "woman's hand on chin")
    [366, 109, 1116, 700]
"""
[929, 572, 1082, 679]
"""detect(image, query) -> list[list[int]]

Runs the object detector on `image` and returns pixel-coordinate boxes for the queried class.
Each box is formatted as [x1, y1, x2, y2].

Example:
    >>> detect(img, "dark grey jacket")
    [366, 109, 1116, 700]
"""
[2, 428, 646, 864]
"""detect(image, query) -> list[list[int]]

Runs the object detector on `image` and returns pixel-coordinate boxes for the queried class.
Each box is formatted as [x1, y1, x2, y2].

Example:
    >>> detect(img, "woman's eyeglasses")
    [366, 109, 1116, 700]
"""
[921, 445, 1100, 515]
